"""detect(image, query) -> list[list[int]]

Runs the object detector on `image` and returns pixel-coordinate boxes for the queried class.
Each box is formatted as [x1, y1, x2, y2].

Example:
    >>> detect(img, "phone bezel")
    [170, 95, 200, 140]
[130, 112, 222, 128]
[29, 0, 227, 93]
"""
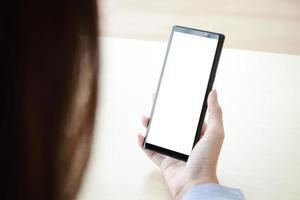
[143, 25, 225, 162]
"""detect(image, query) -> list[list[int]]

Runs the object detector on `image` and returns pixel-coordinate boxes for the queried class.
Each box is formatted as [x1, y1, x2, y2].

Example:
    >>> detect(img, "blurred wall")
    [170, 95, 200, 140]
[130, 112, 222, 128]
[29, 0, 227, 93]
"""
[100, 0, 300, 55]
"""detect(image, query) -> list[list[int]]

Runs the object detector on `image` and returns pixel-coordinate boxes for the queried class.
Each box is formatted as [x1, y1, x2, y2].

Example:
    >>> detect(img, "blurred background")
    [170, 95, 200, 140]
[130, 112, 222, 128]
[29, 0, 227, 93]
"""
[100, 0, 300, 55]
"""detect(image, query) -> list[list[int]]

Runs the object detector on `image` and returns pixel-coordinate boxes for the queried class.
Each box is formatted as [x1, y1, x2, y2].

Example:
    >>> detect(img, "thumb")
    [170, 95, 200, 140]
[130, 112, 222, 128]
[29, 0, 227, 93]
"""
[207, 89, 223, 129]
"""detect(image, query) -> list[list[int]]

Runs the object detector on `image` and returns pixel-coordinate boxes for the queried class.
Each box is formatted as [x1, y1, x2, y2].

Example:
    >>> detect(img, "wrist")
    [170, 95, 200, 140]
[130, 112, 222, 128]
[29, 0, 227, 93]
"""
[175, 175, 219, 200]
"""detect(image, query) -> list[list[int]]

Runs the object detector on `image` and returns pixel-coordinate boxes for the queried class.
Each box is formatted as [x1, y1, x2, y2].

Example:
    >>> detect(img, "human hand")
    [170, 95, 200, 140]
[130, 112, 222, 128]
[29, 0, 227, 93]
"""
[137, 89, 224, 199]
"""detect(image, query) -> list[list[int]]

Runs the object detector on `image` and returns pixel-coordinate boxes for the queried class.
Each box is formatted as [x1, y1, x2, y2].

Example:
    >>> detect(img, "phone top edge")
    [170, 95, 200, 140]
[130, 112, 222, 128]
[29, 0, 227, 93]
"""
[173, 25, 225, 40]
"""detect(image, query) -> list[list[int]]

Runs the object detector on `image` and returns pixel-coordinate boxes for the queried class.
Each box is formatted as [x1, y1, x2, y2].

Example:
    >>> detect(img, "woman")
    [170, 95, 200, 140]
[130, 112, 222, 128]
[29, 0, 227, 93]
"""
[1, 0, 244, 199]
[2, 0, 98, 199]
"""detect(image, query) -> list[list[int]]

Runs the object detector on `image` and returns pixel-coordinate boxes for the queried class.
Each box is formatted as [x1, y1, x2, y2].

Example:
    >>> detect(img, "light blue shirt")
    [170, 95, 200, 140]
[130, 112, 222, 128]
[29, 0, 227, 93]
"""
[183, 183, 245, 200]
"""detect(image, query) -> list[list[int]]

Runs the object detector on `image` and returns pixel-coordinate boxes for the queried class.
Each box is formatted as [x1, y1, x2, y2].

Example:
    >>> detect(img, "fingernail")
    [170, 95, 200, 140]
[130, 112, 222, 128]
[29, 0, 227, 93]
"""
[210, 89, 217, 99]
[208, 89, 218, 106]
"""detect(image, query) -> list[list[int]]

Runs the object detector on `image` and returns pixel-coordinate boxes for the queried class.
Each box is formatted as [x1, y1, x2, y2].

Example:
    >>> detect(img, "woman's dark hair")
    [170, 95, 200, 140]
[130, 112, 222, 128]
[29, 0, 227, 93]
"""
[1, 0, 99, 199]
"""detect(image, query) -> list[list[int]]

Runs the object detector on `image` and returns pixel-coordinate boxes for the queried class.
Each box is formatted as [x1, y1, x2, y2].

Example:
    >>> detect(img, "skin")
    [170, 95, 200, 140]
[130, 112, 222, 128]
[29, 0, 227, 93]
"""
[137, 89, 225, 200]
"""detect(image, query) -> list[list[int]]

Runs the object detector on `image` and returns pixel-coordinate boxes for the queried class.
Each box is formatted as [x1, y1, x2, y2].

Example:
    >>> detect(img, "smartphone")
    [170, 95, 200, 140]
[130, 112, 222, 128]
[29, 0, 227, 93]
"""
[143, 26, 225, 161]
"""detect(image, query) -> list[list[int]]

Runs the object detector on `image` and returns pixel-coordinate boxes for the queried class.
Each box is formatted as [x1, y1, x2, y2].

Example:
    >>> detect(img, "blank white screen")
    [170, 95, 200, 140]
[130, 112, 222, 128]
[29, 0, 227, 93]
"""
[146, 31, 218, 155]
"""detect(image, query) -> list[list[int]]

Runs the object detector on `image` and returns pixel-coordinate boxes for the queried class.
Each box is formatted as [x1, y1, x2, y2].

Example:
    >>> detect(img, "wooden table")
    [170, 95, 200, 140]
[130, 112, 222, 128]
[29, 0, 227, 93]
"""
[78, 37, 300, 200]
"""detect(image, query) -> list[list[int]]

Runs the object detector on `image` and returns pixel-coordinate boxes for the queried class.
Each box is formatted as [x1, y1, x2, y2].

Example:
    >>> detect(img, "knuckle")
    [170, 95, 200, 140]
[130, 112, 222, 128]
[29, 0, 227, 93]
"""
[215, 106, 222, 116]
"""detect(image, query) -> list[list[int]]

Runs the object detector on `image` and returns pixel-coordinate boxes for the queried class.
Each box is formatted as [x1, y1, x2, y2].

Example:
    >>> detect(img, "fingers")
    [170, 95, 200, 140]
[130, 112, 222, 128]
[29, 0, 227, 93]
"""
[139, 116, 169, 168]
[205, 89, 224, 141]
[141, 116, 149, 128]
[199, 122, 207, 139]
[137, 133, 145, 148]
[207, 89, 223, 127]
[137, 134, 165, 167]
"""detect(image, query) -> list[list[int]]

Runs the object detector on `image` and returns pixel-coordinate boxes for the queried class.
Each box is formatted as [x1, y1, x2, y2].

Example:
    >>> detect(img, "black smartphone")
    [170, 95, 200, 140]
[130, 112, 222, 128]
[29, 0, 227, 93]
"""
[143, 25, 225, 161]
